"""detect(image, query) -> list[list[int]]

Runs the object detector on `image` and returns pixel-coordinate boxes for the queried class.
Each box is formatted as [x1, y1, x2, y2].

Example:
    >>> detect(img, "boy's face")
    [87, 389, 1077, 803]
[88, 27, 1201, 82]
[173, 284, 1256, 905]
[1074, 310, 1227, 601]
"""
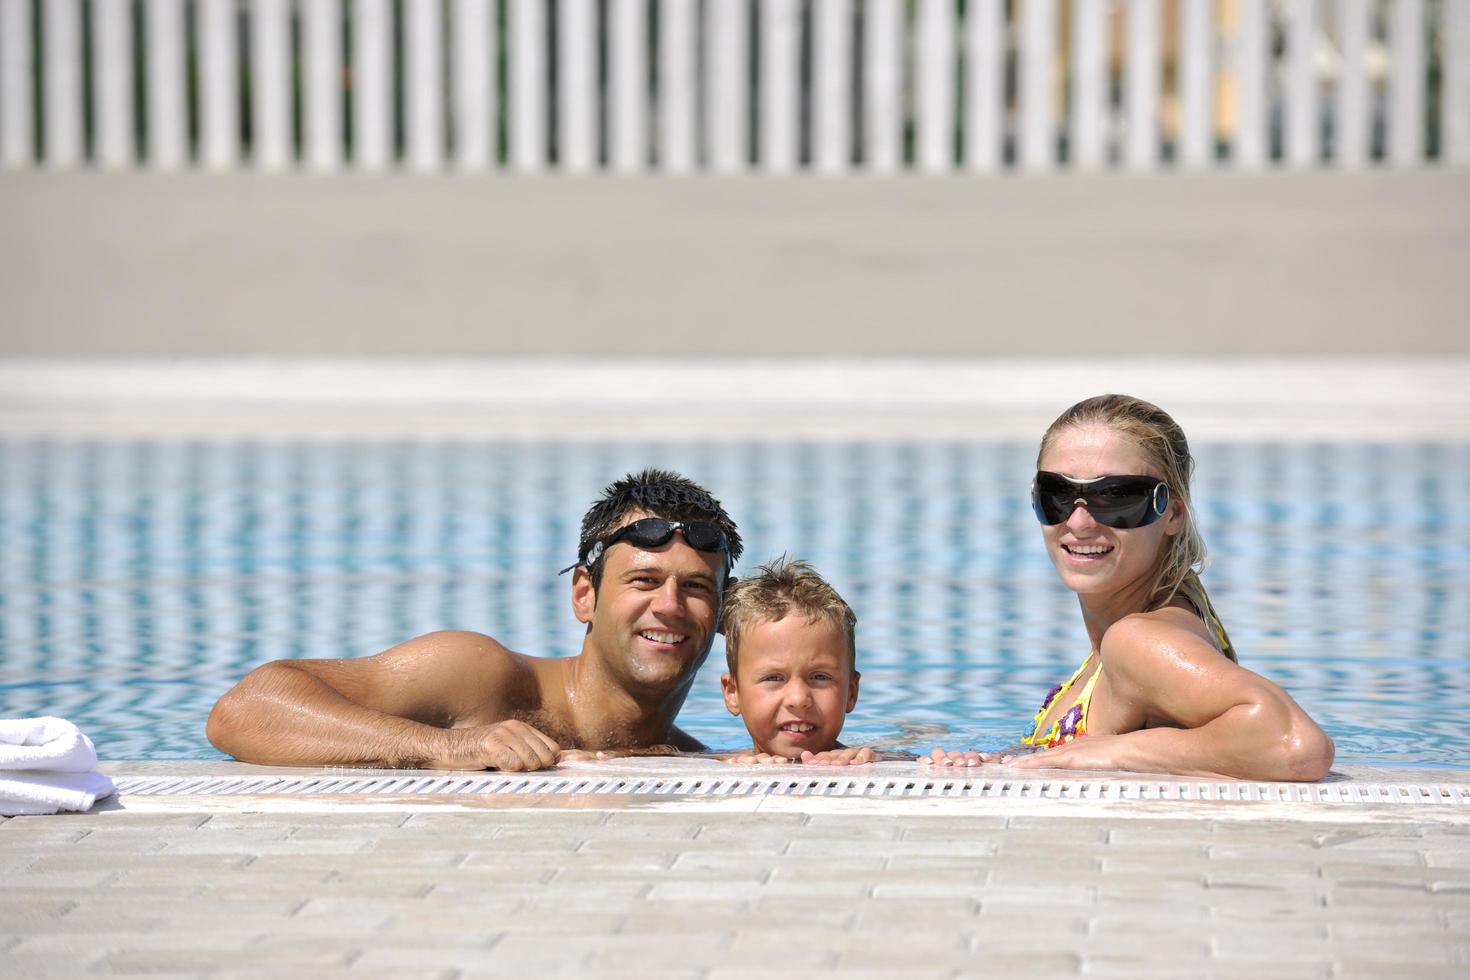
[720, 615, 859, 758]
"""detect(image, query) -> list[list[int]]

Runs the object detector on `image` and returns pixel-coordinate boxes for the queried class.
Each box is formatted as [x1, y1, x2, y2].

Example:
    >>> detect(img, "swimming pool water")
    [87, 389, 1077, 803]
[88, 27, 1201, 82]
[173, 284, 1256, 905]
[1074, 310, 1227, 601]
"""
[1, 439, 1466, 768]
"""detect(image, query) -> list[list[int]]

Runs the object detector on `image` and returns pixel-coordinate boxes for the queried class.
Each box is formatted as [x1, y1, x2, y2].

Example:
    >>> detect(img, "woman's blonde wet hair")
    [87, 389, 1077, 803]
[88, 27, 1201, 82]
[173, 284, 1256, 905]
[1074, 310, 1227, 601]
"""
[719, 557, 857, 675]
[1039, 394, 1237, 662]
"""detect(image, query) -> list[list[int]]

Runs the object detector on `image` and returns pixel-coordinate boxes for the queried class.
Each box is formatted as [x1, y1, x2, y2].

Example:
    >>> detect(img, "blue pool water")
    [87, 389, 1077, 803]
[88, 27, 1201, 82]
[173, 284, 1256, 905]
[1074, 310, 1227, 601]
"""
[1, 439, 1467, 768]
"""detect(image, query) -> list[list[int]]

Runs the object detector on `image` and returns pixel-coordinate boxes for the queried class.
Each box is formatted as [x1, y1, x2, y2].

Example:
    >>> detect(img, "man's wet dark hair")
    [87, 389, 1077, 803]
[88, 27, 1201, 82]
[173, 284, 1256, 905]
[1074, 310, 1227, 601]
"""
[576, 468, 743, 589]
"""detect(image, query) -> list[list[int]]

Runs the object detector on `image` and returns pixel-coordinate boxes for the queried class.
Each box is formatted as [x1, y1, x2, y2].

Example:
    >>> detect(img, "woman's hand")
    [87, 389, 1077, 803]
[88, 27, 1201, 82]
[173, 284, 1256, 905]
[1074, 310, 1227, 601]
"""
[920, 747, 993, 767]
[1000, 736, 1124, 772]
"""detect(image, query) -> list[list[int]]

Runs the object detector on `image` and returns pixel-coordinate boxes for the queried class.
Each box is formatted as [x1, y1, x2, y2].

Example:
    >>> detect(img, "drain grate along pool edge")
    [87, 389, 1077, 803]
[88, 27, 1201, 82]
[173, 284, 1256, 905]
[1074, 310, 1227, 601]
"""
[112, 773, 1470, 807]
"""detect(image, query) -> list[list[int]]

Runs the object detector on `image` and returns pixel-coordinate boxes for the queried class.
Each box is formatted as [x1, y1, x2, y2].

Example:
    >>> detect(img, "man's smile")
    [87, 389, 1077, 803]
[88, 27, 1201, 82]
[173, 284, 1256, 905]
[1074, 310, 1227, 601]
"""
[638, 629, 689, 647]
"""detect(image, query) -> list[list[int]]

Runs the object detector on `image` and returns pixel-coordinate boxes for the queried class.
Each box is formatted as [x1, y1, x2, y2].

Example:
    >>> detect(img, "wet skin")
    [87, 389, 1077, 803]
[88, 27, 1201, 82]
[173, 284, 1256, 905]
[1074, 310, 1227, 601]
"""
[1037, 424, 1183, 633]
[206, 511, 728, 771]
[720, 616, 860, 760]
[926, 422, 1335, 780]
[571, 513, 726, 703]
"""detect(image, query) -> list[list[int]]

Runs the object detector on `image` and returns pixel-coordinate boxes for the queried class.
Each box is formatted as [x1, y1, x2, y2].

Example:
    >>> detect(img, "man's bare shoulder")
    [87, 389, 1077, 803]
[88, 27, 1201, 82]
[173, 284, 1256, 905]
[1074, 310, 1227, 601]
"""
[386, 628, 542, 687]
[382, 629, 525, 669]
[303, 630, 544, 727]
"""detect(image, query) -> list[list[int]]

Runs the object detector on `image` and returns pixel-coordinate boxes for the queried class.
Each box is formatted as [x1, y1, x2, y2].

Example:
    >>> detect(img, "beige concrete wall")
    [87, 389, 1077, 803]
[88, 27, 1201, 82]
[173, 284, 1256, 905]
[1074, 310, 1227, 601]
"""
[2, 172, 1467, 357]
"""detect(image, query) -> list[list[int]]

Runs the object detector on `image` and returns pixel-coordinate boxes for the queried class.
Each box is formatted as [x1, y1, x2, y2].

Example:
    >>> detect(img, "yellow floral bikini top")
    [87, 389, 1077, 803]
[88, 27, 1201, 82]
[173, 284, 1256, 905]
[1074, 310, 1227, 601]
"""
[1021, 597, 1233, 750]
[1021, 653, 1101, 749]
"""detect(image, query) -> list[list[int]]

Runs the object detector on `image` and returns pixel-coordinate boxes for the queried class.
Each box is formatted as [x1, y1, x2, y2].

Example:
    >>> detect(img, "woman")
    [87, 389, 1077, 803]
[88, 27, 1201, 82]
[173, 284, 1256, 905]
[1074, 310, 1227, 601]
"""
[931, 394, 1334, 780]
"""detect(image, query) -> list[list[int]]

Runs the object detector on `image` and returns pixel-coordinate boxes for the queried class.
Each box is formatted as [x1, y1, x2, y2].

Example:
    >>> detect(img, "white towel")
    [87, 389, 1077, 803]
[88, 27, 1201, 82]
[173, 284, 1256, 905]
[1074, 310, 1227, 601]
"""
[0, 770, 116, 816]
[0, 717, 98, 773]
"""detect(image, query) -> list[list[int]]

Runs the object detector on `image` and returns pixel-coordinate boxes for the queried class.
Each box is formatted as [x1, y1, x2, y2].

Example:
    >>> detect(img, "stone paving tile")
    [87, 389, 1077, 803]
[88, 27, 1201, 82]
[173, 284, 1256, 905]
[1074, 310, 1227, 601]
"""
[12, 931, 257, 959]
[711, 970, 955, 980]
[553, 865, 769, 887]
[1204, 963, 1331, 980]
[202, 811, 409, 830]
[884, 853, 999, 871]
[851, 898, 978, 931]
[9, 869, 126, 890]
[31, 851, 253, 876]
[462, 970, 703, 980]
[0, 896, 77, 918]
[427, 879, 649, 904]
[1330, 935, 1468, 965]
[1079, 955, 1207, 977]
[8, 804, 1470, 977]
[0, 852, 40, 874]
[772, 864, 918, 887]
[23, 833, 167, 857]
[648, 878, 870, 901]
[742, 895, 855, 926]
[61, 813, 215, 829]
[432, 911, 627, 937]
[342, 967, 463, 980]
[895, 816, 1011, 835]
[358, 834, 494, 853]
[572, 835, 737, 856]
[103, 944, 352, 973]
[1328, 880, 1447, 908]
[1318, 861, 1452, 882]
[0, 950, 120, 980]
[5, 820, 92, 840]
[954, 954, 1082, 979]
[691, 822, 807, 845]
[1429, 880, 1470, 896]
[347, 947, 506, 974]
[1094, 846, 1209, 872]
[248, 850, 464, 871]
[974, 908, 1090, 936]
[1336, 961, 1469, 979]
[1004, 817, 1112, 838]
[469, 890, 643, 916]
[828, 932, 979, 970]
[879, 838, 1003, 858]
[404, 810, 609, 828]
[587, 933, 738, 970]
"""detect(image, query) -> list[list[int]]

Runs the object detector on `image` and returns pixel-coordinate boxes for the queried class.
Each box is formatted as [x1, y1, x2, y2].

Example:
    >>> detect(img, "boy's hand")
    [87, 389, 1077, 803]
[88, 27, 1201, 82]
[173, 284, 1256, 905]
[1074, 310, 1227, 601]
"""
[921, 747, 993, 768]
[557, 744, 683, 764]
[724, 751, 794, 765]
[800, 746, 876, 766]
[555, 749, 621, 763]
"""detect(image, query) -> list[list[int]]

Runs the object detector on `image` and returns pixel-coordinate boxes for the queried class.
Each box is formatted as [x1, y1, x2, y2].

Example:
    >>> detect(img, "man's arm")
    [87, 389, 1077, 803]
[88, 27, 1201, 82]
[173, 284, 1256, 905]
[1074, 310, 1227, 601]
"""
[205, 631, 560, 771]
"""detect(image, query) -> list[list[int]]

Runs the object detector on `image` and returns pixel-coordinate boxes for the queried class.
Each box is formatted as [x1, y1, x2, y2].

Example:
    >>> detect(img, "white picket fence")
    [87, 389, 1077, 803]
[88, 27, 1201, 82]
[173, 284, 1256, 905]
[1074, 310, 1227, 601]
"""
[1, 0, 1467, 174]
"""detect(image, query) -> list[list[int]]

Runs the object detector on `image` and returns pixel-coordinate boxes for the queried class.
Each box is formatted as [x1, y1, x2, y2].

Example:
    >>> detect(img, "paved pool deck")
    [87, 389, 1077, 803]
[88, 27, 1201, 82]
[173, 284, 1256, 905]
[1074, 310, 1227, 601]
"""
[3, 760, 1469, 978]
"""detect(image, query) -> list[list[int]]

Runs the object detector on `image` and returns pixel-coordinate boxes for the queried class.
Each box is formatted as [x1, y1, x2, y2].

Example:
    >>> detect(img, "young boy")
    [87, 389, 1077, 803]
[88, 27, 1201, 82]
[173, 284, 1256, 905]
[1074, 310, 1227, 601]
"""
[718, 558, 874, 765]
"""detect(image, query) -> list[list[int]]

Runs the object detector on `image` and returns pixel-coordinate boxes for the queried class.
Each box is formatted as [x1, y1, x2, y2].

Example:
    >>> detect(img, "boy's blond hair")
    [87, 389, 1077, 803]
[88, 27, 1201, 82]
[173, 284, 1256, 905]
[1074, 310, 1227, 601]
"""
[719, 557, 856, 674]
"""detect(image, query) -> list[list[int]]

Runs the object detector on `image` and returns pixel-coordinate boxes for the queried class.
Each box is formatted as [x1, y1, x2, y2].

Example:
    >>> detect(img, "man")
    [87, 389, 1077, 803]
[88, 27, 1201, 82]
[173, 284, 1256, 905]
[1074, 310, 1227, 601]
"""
[206, 469, 742, 772]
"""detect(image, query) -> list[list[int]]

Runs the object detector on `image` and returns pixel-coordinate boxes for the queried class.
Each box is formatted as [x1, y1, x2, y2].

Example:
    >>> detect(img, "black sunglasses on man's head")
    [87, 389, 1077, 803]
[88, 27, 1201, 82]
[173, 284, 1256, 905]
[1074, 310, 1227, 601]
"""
[559, 518, 733, 576]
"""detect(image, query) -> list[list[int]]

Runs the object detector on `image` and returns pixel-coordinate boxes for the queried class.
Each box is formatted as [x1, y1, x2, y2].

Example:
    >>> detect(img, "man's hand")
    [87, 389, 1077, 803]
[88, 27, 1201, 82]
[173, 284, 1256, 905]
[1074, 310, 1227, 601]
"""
[433, 720, 560, 772]
[800, 746, 876, 766]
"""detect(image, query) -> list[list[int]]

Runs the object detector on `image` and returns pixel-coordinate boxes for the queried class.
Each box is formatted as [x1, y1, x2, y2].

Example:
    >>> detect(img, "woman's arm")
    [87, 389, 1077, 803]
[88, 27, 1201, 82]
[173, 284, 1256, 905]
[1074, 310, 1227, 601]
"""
[1006, 612, 1334, 781]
